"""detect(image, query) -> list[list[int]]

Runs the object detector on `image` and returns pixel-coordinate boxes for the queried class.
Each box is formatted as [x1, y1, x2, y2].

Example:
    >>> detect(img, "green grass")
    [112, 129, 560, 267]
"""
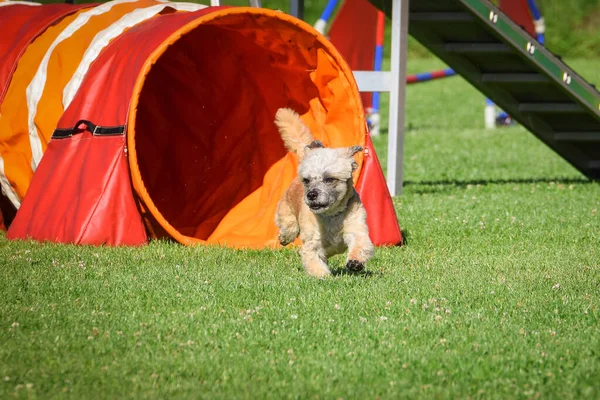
[0, 60, 600, 399]
[4, 1, 600, 398]
[2, 58, 600, 398]
[536, 0, 600, 58]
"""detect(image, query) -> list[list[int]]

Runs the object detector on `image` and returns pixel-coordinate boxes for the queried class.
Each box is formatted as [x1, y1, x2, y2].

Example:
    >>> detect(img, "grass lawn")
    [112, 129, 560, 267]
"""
[2, 55, 600, 398]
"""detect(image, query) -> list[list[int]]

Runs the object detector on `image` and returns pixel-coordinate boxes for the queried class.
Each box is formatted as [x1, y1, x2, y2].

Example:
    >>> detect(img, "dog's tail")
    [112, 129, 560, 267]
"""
[275, 108, 315, 160]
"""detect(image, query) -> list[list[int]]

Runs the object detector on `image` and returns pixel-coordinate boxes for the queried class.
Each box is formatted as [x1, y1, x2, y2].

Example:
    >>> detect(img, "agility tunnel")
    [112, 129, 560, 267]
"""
[0, 0, 401, 248]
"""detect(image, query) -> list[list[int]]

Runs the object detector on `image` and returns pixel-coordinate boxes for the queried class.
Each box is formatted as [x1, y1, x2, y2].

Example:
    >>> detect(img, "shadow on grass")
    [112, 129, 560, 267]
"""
[400, 229, 410, 246]
[378, 122, 459, 135]
[331, 268, 376, 278]
[403, 176, 593, 194]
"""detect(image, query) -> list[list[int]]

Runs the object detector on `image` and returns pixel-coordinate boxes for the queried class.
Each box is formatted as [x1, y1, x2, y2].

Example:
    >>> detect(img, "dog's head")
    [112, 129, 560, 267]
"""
[298, 140, 363, 215]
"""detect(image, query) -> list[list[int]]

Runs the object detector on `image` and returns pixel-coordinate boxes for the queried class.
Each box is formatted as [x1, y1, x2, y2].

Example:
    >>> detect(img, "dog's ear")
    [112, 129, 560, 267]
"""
[347, 145, 363, 157]
[304, 140, 324, 153]
[348, 145, 363, 171]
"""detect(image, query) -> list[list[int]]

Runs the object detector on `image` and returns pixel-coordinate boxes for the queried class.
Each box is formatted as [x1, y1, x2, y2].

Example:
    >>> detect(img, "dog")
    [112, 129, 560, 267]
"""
[274, 108, 374, 277]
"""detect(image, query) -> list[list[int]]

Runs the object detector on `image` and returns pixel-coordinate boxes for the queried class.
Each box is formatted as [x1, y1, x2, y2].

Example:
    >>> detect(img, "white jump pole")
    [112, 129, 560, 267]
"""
[386, 0, 408, 196]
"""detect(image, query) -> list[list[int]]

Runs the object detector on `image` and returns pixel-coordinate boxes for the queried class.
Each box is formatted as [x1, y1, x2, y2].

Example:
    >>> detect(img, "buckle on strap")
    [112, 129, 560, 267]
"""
[52, 120, 126, 139]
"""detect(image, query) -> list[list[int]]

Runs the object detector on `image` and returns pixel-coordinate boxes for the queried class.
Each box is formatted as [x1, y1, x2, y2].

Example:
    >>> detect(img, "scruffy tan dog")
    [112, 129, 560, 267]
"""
[274, 108, 374, 277]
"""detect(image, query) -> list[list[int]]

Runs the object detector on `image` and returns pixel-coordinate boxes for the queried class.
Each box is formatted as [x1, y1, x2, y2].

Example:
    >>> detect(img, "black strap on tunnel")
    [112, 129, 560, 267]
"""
[52, 120, 126, 139]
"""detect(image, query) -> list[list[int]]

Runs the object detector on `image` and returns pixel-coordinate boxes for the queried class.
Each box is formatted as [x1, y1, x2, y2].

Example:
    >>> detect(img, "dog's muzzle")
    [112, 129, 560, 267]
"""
[305, 189, 329, 211]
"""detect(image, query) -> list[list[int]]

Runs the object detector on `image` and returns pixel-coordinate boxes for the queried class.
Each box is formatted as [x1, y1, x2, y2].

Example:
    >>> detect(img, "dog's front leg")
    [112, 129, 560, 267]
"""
[300, 243, 331, 278]
[275, 199, 300, 246]
[343, 231, 374, 272]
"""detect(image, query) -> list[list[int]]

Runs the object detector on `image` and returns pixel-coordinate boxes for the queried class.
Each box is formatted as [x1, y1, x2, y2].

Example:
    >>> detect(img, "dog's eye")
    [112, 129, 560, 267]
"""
[324, 177, 336, 184]
[302, 178, 310, 185]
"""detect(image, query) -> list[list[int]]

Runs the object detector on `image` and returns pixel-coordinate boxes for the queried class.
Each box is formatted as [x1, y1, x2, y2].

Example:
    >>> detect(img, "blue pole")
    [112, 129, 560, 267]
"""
[526, 0, 545, 44]
[314, 0, 339, 33]
[319, 0, 338, 22]
[371, 45, 384, 113]
[526, 0, 541, 20]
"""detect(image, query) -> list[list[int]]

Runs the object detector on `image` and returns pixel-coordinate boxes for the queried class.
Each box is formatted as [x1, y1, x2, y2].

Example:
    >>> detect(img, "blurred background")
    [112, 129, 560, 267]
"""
[35, 0, 600, 59]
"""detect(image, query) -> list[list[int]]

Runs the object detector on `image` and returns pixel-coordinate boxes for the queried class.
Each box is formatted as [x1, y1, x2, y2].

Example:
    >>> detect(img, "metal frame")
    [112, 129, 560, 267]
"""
[385, 0, 408, 195]
[407, 0, 600, 180]
[353, 0, 408, 195]
[289, 0, 304, 19]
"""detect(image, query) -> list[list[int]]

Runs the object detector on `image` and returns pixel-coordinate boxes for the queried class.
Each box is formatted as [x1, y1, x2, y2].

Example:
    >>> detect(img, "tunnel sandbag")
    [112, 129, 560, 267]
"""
[4, 2, 401, 247]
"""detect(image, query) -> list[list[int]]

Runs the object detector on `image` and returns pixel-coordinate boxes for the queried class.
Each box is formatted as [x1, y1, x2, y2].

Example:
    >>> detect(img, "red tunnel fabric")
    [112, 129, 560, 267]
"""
[8, 7, 220, 245]
[0, 3, 93, 103]
[6, 4, 402, 248]
[0, 2, 94, 229]
[356, 134, 402, 246]
[499, 0, 536, 38]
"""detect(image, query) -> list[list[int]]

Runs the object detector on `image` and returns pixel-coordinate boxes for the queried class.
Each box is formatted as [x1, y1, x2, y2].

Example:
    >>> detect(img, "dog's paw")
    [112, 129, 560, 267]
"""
[345, 259, 365, 272]
[278, 234, 294, 247]
[305, 265, 332, 278]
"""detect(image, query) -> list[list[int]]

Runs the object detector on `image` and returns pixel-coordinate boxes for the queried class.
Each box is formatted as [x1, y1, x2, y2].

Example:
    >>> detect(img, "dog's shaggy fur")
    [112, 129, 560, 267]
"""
[274, 108, 374, 277]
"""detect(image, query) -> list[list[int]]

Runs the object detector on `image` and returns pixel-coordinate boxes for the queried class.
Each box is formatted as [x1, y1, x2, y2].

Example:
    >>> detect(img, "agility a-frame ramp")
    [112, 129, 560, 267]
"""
[372, 0, 600, 187]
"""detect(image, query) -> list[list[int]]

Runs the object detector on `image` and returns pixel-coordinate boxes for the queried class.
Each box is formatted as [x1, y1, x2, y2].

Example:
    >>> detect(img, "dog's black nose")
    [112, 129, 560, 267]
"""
[306, 190, 318, 201]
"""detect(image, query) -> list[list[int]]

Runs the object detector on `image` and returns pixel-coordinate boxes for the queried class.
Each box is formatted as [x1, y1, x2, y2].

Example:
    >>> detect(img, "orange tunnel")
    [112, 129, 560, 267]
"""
[128, 9, 368, 248]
